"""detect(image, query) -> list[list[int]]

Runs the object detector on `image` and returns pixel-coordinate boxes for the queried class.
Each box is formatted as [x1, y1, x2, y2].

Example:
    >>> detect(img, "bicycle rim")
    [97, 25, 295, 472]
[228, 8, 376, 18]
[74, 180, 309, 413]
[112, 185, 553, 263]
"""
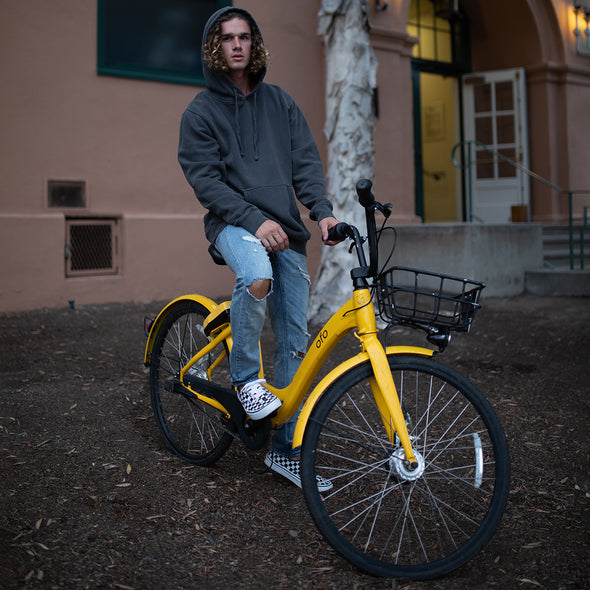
[149, 300, 233, 466]
[301, 355, 510, 579]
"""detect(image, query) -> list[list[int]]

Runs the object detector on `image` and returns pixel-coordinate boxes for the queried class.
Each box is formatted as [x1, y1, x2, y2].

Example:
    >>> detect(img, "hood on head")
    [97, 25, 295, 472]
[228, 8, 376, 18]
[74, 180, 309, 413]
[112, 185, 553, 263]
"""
[201, 7, 265, 94]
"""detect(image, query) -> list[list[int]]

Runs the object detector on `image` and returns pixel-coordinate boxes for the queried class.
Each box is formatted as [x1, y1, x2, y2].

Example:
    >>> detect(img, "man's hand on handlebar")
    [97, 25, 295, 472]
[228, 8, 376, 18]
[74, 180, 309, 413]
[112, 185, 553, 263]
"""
[319, 216, 343, 246]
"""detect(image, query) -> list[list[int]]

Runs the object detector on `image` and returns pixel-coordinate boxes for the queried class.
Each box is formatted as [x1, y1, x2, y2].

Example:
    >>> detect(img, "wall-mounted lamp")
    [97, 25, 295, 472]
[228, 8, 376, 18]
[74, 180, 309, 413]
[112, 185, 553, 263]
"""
[573, 0, 590, 56]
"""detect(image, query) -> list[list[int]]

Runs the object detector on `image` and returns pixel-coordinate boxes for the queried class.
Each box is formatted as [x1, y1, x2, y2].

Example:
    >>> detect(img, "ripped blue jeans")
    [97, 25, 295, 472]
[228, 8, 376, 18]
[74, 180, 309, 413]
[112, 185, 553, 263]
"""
[214, 225, 311, 457]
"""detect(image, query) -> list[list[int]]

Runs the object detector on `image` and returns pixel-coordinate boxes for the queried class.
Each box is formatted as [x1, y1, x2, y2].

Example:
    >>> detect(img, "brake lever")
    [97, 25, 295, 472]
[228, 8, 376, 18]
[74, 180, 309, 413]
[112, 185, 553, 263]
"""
[349, 235, 366, 254]
[376, 202, 392, 218]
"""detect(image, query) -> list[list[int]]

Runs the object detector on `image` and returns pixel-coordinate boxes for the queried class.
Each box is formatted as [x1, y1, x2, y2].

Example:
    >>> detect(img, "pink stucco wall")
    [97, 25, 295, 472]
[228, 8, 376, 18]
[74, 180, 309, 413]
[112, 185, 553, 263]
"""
[0, 0, 588, 311]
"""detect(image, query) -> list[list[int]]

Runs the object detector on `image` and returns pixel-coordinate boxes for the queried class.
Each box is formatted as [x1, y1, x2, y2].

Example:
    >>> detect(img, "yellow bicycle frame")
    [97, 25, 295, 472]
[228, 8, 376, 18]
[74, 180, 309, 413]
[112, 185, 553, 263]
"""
[144, 290, 435, 464]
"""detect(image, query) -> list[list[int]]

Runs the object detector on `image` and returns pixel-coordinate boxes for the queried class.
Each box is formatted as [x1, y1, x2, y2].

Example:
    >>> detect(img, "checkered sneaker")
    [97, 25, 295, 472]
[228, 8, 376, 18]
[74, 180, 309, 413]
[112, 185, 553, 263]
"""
[264, 450, 333, 492]
[237, 379, 282, 421]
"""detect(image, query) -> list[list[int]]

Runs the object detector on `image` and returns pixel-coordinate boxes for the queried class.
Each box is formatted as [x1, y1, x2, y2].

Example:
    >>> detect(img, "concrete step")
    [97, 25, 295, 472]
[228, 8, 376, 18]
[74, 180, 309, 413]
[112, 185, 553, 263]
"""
[542, 223, 589, 269]
[543, 253, 587, 269]
[525, 268, 590, 296]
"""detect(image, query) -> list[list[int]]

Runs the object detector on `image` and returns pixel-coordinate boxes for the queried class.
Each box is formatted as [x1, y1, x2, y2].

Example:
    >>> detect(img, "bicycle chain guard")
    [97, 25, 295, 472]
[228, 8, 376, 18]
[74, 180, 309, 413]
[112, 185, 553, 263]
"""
[180, 373, 271, 450]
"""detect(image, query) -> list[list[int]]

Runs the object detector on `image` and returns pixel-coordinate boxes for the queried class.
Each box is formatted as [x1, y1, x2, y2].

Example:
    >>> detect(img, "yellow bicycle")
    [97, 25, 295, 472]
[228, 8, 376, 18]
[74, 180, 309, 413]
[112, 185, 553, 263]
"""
[144, 179, 510, 579]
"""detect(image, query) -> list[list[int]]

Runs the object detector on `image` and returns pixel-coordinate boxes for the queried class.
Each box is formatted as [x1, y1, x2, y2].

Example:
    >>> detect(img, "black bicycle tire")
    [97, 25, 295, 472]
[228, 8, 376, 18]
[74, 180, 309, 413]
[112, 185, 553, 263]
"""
[301, 354, 510, 579]
[149, 299, 233, 466]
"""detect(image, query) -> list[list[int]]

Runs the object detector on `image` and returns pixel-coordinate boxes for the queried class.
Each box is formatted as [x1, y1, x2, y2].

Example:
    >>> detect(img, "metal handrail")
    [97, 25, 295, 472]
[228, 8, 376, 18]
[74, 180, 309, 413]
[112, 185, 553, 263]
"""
[451, 140, 590, 270]
[581, 207, 588, 270]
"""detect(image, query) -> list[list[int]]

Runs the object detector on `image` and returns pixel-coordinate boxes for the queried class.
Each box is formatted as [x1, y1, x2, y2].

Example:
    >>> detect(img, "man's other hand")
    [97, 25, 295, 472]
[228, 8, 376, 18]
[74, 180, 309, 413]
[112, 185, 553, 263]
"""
[255, 220, 289, 253]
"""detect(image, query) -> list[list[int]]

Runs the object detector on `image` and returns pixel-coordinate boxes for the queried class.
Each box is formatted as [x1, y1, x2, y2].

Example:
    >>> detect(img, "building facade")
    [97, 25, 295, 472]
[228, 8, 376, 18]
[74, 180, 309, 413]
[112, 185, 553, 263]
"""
[1, 0, 588, 311]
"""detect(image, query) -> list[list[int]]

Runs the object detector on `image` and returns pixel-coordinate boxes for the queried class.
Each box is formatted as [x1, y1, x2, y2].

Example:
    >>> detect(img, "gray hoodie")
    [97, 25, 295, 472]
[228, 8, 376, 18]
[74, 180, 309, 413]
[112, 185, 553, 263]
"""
[178, 7, 333, 255]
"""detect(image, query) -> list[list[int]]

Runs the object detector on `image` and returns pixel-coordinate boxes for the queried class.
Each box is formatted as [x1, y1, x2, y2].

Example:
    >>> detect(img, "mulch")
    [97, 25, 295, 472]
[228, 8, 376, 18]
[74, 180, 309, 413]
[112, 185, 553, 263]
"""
[0, 294, 588, 589]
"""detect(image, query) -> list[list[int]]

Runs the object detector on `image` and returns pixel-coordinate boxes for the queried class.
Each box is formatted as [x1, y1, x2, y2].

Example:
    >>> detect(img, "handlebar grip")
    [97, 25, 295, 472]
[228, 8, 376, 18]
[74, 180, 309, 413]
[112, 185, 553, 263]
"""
[327, 222, 350, 242]
[356, 179, 375, 208]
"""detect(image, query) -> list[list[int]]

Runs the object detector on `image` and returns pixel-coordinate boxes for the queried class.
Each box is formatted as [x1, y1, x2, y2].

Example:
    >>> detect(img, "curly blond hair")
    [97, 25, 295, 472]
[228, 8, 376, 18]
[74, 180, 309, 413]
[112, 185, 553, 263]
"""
[203, 10, 269, 75]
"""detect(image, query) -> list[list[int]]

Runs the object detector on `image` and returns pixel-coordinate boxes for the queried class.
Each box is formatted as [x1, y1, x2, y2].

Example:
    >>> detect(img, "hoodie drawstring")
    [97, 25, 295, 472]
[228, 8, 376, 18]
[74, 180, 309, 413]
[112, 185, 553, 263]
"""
[232, 87, 259, 161]
[252, 92, 259, 161]
[233, 88, 245, 158]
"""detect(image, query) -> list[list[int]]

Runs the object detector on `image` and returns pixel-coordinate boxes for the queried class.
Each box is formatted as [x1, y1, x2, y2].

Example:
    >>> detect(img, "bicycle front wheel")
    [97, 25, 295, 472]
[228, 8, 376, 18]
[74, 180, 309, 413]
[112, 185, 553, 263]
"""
[149, 300, 233, 466]
[301, 354, 510, 579]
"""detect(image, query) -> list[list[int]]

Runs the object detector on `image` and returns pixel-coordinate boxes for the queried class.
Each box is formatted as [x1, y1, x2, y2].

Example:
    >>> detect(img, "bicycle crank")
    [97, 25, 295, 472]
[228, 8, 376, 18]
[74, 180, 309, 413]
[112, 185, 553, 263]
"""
[178, 373, 272, 450]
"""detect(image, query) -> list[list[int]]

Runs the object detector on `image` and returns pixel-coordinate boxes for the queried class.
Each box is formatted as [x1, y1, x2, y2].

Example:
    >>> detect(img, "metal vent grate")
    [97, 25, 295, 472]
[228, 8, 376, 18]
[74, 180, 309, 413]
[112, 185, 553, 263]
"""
[48, 180, 86, 208]
[65, 218, 120, 277]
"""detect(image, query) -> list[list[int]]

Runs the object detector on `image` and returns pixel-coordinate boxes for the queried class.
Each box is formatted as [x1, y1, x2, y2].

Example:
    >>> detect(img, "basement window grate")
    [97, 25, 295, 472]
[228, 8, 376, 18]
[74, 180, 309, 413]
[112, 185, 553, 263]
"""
[65, 218, 120, 277]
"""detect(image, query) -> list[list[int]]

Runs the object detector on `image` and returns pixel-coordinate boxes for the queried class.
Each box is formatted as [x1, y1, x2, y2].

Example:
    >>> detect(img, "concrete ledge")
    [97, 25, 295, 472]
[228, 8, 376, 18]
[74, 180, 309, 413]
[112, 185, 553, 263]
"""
[525, 269, 590, 296]
[379, 223, 544, 297]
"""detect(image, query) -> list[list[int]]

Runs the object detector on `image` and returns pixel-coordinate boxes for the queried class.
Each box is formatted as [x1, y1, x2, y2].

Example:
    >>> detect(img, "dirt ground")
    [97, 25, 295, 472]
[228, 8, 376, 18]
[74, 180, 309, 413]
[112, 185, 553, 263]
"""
[1, 293, 589, 590]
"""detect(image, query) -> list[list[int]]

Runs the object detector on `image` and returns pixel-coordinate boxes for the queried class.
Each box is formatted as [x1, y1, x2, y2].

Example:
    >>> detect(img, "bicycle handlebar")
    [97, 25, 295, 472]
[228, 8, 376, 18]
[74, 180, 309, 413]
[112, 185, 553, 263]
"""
[356, 178, 375, 208]
[358, 180, 379, 277]
[326, 179, 390, 284]
[326, 222, 351, 242]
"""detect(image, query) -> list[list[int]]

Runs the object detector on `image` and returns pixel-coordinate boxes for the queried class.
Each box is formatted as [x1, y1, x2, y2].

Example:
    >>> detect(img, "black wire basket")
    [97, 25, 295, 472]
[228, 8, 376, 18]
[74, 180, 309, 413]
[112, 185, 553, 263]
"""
[376, 266, 485, 332]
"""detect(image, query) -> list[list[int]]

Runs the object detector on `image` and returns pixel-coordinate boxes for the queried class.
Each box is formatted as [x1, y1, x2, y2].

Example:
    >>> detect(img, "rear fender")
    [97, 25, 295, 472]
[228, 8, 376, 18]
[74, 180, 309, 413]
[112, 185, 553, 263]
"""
[144, 295, 219, 366]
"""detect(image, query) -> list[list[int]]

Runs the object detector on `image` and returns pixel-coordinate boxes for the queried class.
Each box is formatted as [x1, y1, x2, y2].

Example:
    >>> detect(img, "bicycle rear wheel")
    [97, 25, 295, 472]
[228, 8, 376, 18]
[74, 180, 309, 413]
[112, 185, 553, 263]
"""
[301, 355, 510, 579]
[149, 300, 233, 466]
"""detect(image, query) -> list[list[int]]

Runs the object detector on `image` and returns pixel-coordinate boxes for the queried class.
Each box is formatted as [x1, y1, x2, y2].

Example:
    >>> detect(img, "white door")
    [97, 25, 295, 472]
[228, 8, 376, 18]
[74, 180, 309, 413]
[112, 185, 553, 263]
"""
[462, 68, 529, 223]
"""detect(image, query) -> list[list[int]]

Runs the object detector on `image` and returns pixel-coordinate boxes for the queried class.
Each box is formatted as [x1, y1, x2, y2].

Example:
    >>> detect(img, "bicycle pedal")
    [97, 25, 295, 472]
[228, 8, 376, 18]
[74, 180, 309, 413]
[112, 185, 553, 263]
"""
[240, 415, 272, 450]
[249, 408, 278, 422]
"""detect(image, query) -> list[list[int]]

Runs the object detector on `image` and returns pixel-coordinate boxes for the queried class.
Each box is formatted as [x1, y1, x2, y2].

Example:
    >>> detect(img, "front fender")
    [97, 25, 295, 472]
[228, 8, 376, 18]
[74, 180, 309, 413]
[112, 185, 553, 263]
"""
[292, 346, 435, 449]
[144, 294, 219, 366]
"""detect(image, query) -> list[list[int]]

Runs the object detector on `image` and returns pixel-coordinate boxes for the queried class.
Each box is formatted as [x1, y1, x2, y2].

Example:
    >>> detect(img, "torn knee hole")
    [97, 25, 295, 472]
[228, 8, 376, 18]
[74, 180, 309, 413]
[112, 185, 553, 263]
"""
[247, 279, 271, 299]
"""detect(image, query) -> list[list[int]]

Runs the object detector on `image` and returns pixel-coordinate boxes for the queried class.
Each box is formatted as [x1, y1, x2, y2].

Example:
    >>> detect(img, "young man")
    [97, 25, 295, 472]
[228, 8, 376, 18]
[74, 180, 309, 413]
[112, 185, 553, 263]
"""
[178, 7, 339, 490]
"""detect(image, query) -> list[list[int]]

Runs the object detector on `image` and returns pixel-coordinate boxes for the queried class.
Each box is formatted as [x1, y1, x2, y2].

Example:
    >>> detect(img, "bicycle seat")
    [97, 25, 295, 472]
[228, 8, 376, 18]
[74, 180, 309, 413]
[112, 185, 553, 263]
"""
[208, 244, 226, 266]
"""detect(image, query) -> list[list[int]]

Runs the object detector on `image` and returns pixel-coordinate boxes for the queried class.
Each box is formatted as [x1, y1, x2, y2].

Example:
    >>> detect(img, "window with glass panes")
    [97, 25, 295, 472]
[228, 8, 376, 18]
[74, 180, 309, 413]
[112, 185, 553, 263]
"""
[97, 0, 231, 86]
[407, 0, 468, 72]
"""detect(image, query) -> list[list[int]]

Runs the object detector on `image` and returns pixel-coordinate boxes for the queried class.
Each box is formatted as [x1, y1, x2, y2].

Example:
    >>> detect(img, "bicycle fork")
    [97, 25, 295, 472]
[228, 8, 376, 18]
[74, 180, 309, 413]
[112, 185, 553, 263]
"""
[354, 289, 419, 469]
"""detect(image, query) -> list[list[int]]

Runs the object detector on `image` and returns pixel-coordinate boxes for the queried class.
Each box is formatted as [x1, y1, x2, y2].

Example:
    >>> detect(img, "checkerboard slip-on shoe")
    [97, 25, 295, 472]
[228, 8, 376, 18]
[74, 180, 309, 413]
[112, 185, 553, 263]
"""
[264, 450, 333, 492]
[237, 379, 282, 421]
